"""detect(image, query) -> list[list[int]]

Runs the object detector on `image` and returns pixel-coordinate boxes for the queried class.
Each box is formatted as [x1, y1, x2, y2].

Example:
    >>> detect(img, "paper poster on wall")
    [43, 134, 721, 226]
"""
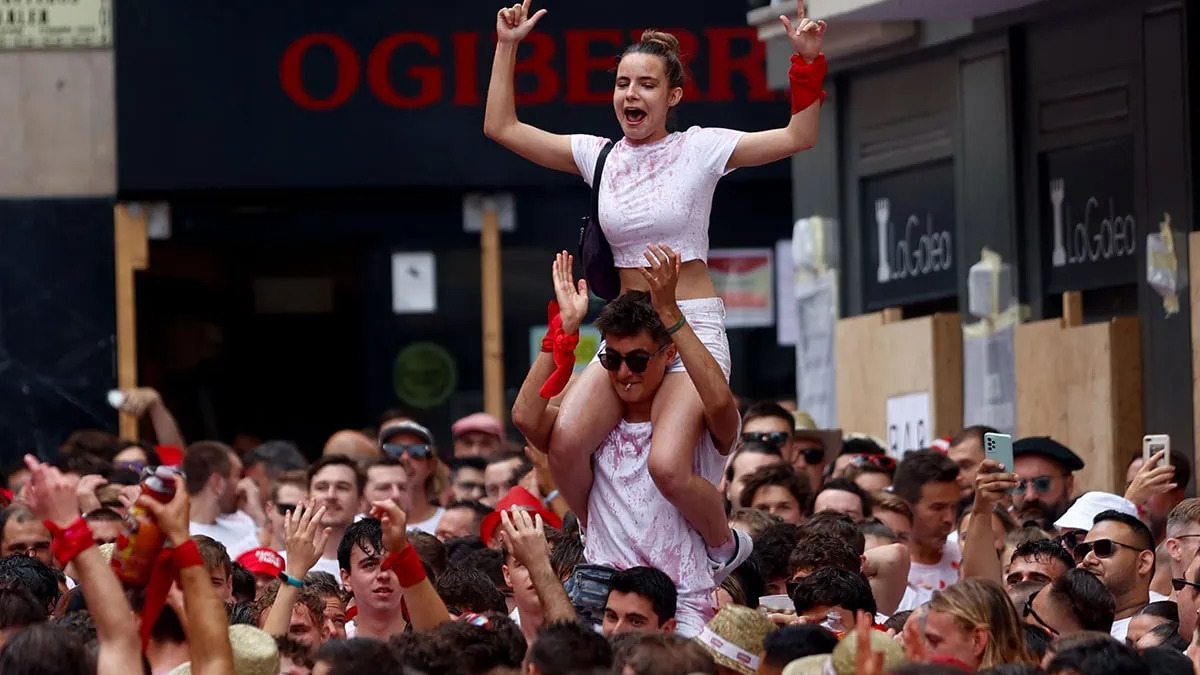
[709, 248, 773, 328]
[391, 252, 436, 314]
[529, 326, 602, 374]
[885, 391, 931, 458]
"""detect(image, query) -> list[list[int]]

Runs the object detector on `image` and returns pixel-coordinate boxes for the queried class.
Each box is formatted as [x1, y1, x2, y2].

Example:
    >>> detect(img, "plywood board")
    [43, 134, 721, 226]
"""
[1191, 231, 1200, 493]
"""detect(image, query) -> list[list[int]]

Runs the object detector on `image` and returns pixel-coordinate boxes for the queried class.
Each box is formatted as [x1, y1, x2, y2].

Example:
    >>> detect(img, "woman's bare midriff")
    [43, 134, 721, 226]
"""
[618, 259, 716, 300]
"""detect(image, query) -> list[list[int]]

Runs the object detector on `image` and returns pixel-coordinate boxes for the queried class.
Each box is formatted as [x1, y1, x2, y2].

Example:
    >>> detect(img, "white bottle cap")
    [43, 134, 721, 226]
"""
[107, 390, 125, 409]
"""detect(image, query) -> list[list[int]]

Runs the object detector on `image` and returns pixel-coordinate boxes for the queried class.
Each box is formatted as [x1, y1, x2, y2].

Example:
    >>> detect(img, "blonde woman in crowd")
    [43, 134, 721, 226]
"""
[925, 578, 1033, 670]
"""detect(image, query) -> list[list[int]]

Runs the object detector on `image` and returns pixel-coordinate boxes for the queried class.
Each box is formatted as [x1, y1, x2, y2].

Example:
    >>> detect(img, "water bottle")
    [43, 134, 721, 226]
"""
[110, 466, 182, 587]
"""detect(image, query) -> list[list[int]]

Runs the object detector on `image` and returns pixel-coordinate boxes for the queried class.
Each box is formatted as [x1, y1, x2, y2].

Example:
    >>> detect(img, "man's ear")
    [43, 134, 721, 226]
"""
[1138, 549, 1156, 576]
[1166, 537, 1183, 561]
[340, 568, 350, 587]
[502, 564, 513, 589]
[661, 617, 677, 633]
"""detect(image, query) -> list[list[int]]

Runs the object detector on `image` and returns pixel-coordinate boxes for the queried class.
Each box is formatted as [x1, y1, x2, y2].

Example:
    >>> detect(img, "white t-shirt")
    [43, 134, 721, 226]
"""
[896, 539, 963, 612]
[1110, 591, 1170, 641]
[408, 508, 445, 536]
[189, 520, 259, 558]
[570, 127, 744, 269]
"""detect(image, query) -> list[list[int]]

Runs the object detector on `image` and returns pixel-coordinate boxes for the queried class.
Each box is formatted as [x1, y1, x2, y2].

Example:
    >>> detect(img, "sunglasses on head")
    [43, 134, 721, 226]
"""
[383, 443, 433, 459]
[743, 431, 791, 448]
[1072, 538, 1146, 563]
[597, 342, 669, 374]
[115, 460, 147, 473]
[846, 454, 896, 471]
[458, 612, 492, 627]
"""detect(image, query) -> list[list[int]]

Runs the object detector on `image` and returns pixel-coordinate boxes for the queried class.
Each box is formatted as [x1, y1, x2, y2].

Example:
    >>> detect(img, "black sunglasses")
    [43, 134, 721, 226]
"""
[1023, 593, 1059, 636]
[1072, 538, 1146, 563]
[846, 454, 896, 471]
[597, 343, 669, 374]
[799, 448, 825, 466]
[743, 431, 791, 447]
[1016, 476, 1055, 494]
[383, 443, 433, 459]
[1172, 578, 1200, 593]
[276, 503, 296, 516]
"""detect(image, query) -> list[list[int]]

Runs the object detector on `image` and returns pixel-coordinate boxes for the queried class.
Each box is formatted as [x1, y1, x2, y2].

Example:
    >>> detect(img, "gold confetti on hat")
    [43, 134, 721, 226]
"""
[167, 624, 279, 675]
[693, 605, 778, 675]
[98, 543, 115, 564]
[829, 628, 905, 675]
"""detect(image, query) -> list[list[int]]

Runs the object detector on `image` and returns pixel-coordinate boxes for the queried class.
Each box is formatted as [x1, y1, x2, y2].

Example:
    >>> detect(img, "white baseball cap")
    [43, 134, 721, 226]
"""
[1053, 491, 1138, 532]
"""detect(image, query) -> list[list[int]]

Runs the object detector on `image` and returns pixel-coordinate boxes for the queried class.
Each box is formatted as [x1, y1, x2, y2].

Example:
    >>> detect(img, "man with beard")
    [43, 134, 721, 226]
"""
[185, 441, 259, 556]
[1012, 437, 1083, 530]
[1077, 509, 1165, 640]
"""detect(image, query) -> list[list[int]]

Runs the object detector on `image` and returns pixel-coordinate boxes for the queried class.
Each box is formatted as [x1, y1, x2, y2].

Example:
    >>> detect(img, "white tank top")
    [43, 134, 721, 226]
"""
[571, 127, 744, 269]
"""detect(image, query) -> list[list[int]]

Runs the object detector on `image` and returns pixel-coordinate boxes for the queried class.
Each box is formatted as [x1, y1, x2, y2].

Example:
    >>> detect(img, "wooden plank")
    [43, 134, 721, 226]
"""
[114, 204, 148, 440]
[1061, 291, 1083, 328]
[480, 199, 505, 422]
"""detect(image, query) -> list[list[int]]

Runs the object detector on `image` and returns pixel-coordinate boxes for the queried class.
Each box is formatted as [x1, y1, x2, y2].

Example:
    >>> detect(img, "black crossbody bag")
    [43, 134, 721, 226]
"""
[578, 142, 620, 301]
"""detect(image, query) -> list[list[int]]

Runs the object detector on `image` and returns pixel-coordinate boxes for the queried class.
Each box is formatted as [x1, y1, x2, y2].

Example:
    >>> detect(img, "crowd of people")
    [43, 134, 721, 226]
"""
[3, 2, 1195, 675]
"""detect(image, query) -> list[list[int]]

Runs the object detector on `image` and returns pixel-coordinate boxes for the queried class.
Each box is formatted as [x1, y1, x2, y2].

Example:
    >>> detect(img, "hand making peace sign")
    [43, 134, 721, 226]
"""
[780, 0, 827, 63]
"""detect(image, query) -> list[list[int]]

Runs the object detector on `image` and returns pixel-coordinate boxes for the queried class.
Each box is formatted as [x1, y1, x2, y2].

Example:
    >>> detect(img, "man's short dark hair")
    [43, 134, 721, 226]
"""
[0, 622, 90, 675]
[1048, 568, 1115, 632]
[182, 441, 236, 495]
[799, 511, 865, 556]
[83, 507, 123, 523]
[724, 441, 783, 483]
[1010, 538, 1075, 573]
[446, 500, 493, 532]
[436, 565, 507, 615]
[891, 450, 960, 506]
[548, 526, 586, 581]
[305, 572, 343, 601]
[751, 522, 800, 581]
[193, 535, 233, 579]
[950, 425, 999, 447]
[451, 456, 488, 475]
[0, 505, 45, 546]
[612, 633, 717, 675]
[790, 567, 876, 616]
[838, 437, 886, 457]
[244, 440, 308, 479]
[314, 637, 403, 675]
[0, 555, 60, 613]
[762, 624, 839, 668]
[608, 566, 677, 625]
[1045, 635, 1143, 675]
[463, 547, 506, 588]
[811, 478, 873, 518]
[391, 612, 525, 675]
[253, 580, 324, 629]
[594, 291, 666, 342]
[408, 531, 447, 579]
[307, 454, 365, 496]
[788, 533, 860, 576]
[0, 582, 46, 630]
[1022, 623, 1053, 662]
[338, 518, 385, 572]
[528, 621, 613, 675]
[742, 402, 795, 431]
[231, 563, 255, 604]
[1093, 509, 1155, 553]
[363, 455, 403, 472]
[738, 463, 813, 511]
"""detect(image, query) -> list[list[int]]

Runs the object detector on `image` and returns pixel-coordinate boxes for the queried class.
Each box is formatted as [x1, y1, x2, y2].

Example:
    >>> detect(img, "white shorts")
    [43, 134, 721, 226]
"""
[592, 297, 731, 381]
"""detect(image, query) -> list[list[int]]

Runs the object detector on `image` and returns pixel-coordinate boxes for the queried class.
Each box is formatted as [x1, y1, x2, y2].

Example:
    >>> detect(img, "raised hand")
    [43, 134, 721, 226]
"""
[498, 508, 549, 571]
[75, 473, 108, 515]
[370, 500, 410, 554]
[136, 474, 191, 547]
[119, 387, 162, 417]
[552, 251, 589, 335]
[779, 0, 827, 63]
[637, 244, 683, 322]
[24, 454, 81, 528]
[496, 0, 547, 44]
[283, 501, 330, 578]
[972, 459, 1019, 513]
[1125, 451, 1177, 506]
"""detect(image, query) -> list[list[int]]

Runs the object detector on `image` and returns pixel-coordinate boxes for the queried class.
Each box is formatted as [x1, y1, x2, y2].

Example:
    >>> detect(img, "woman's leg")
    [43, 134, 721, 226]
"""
[549, 361, 623, 525]
[648, 372, 731, 549]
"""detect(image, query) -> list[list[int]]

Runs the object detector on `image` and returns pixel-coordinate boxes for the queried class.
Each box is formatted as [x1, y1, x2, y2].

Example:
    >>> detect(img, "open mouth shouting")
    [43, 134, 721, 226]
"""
[623, 107, 647, 126]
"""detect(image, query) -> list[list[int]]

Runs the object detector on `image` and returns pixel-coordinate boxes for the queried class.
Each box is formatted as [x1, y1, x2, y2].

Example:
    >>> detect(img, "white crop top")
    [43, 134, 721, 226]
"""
[570, 126, 744, 269]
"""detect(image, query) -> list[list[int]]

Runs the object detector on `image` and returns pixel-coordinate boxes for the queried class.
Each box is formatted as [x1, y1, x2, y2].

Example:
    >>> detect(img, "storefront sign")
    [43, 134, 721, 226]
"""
[0, 0, 111, 49]
[115, 1, 788, 191]
[861, 161, 957, 310]
[1042, 138, 1138, 292]
[709, 248, 773, 328]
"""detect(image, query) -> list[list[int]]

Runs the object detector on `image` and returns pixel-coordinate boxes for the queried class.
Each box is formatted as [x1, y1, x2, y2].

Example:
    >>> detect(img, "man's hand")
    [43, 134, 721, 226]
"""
[551, 251, 588, 335]
[237, 477, 267, 526]
[283, 501, 330, 578]
[75, 474, 108, 515]
[524, 445, 557, 496]
[972, 459, 1018, 514]
[119, 387, 163, 418]
[24, 455, 82, 528]
[498, 509, 550, 571]
[136, 475, 191, 547]
[1125, 451, 1177, 506]
[637, 244, 683, 326]
[370, 501, 409, 554]
[854, 611, 885, 675]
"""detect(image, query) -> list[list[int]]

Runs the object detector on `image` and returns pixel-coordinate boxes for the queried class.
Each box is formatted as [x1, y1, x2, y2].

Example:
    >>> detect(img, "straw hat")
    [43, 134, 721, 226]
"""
[98, 543, 115, 564]
[781, 654, 834, 675]
[792, 411, 842, 461]
[828, 628, 905, 675]
[694, 605, 778, 675]
[167, 624, 279, 675]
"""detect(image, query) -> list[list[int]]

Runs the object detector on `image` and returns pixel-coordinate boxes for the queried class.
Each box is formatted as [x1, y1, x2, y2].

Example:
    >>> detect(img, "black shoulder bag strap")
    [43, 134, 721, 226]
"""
[591, 142, 615, 224]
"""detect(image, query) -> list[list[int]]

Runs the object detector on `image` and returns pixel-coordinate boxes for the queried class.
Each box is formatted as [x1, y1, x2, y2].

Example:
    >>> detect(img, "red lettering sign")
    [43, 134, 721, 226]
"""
[279, 27, 773, 111]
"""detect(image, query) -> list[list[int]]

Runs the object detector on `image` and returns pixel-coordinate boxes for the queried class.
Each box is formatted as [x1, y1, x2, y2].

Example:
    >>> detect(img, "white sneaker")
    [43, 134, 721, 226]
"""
[709, 528, 754, 585]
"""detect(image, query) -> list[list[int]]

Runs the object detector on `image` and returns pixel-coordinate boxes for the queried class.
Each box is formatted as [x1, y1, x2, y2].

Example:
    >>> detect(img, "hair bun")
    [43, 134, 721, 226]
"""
[639, 30, 681, 56]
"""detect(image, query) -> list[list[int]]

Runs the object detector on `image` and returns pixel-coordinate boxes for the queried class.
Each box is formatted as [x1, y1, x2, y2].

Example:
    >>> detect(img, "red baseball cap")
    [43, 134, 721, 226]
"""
[480, 486, 562, 546]
[236, 547, 284, 577]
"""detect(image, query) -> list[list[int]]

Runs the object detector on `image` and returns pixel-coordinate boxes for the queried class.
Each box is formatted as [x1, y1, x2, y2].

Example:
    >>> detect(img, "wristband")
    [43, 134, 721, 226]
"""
[664, 316, 687, 336]
[44, 517, 94, 568]
[381, 543, 426, 587]
[171, 539, 204, 569]
[541, 301, 564, 353]
[539, 301, 579, 400]
[543, 490, 561, 505]
[278, 571, 305, 588]
[788, 53, 827, 115]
